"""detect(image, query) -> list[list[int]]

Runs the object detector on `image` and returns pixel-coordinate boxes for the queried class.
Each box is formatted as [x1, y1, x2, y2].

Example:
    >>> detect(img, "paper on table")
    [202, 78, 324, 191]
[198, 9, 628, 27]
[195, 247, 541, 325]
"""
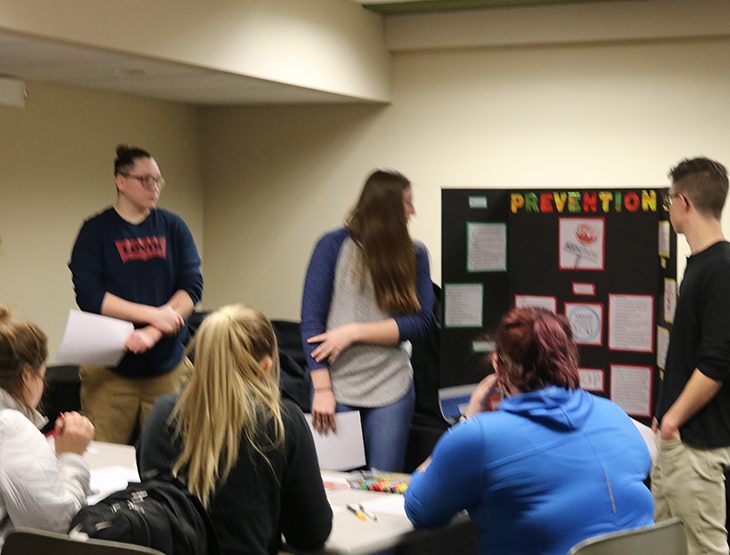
[306, 411, 366, 471]
[88, 465, 141, 505]
[57, 310, 134, 367]
[360, 494, 406, 517]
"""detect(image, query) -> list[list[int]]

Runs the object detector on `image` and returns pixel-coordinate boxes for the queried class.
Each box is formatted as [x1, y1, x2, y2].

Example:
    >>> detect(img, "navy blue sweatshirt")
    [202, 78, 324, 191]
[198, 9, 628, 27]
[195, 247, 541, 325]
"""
[69, 208, 203, 377]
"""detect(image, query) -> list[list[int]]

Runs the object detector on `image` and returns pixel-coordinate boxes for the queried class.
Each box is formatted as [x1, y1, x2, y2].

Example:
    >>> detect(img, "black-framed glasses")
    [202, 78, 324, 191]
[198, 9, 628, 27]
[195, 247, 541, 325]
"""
[662, 190, 683, 210]
[122, 173, 166, 191]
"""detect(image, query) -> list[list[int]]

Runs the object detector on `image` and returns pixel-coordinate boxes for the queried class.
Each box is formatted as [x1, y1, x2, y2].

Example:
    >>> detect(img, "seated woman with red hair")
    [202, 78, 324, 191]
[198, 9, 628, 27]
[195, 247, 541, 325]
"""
[405, 308, 653, 555]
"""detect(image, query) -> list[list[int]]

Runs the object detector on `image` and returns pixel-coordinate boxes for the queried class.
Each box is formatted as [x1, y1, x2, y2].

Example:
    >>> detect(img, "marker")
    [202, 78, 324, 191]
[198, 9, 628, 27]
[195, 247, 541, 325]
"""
[346, 503, 367, 522]
[358, 503, 378, 521]
[44, 413, 64, 438]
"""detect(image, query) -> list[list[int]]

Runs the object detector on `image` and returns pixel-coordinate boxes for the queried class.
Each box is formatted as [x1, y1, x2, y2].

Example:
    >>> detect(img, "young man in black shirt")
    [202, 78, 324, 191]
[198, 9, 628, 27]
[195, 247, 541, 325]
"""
[653, 157, 730, 555]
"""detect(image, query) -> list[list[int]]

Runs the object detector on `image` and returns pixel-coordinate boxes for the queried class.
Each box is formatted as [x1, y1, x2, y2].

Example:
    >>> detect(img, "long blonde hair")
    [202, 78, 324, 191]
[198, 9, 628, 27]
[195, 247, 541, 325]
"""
[172, 304, 284, 507]
[346, 169, 420, 314]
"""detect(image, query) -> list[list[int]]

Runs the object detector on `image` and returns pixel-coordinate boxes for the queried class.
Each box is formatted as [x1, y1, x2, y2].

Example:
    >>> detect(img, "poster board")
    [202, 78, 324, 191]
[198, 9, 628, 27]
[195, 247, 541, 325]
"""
[441, 188, 676, 423]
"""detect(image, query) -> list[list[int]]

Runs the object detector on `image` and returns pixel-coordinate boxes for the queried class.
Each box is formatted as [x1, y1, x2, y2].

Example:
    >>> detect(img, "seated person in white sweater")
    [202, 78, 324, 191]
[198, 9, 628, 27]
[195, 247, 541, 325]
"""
[0, 306, 95, 547]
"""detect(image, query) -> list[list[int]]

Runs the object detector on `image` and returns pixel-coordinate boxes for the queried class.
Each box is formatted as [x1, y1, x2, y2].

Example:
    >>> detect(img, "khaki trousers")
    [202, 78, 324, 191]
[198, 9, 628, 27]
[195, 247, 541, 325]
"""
[80, 358, 191, 445]
[652, 436, 730, 555]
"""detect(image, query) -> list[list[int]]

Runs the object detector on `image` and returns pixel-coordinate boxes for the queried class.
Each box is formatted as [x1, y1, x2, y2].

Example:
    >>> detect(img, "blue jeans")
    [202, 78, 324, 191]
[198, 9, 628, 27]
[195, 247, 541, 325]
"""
[336, 384, 415, 472]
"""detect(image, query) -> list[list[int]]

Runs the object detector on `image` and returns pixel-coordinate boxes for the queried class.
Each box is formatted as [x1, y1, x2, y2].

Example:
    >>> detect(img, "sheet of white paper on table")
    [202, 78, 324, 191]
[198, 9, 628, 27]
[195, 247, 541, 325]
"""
[56, 310, 134, 366]
[88, 465, 140, 505]
[306, 411, 366, 471]
[360, 494, 406, 516]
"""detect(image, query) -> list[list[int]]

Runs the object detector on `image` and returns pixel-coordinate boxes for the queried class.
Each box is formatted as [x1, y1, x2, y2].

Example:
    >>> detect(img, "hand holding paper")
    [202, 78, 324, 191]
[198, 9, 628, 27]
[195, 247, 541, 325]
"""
[57, 310, 134, 367]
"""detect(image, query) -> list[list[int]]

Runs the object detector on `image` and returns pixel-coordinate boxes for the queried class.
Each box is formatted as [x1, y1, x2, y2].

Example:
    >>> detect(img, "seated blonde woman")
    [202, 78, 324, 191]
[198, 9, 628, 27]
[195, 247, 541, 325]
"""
[0, 306, 95, 547]
[139, 304, 332, 555]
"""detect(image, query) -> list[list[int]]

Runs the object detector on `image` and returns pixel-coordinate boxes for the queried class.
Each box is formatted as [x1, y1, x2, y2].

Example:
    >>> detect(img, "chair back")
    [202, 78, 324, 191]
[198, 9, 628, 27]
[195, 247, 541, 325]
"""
[568, 518, 686, 555]
[2, 527, 164, 555]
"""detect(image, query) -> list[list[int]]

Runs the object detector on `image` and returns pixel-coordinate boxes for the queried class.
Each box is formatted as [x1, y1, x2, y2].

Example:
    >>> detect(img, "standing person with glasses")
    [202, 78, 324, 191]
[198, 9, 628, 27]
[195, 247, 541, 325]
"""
[68, 145, 202, 445]
[653, 157, 730, 555]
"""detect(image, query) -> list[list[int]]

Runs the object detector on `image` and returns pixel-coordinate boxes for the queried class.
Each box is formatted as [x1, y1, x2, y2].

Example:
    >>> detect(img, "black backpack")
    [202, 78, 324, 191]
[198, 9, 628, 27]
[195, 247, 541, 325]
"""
[69, 473, 218, 555]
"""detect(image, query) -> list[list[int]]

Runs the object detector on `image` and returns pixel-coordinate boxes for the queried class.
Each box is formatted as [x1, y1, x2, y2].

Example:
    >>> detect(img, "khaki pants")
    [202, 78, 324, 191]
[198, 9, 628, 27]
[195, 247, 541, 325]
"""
[652, 437, 730, 555]
[80, 358, 191, 445]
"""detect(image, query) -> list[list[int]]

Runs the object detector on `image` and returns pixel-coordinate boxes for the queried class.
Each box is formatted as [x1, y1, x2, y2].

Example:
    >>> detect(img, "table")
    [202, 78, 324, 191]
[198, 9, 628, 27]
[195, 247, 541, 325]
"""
[282, 472, 468, 555]
[84, 444, 464, 555]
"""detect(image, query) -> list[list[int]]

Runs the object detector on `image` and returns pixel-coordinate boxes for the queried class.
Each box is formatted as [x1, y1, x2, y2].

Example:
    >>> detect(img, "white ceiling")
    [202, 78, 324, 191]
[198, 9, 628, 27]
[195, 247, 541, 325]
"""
[0, 31, 357, 106]
[0, 1, 583, 106]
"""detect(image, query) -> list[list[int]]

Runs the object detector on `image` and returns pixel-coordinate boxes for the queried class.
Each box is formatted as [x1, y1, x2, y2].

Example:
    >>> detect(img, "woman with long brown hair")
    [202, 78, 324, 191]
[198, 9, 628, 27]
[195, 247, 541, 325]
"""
[301, 169, 435, 471]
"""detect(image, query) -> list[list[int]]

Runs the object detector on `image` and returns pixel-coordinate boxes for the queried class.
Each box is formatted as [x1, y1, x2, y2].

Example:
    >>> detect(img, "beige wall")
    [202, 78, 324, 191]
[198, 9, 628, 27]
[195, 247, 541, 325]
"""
[0, 81, 205, 359]
[201, 36, 730, 319]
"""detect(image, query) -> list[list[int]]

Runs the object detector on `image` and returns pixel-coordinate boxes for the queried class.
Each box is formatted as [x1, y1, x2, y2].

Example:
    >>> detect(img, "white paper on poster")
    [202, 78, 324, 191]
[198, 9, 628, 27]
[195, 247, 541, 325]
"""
[444, 284, 483, 327]
[468, 196, 488, 209]
[578, 368, 604, 392]
[565, 303, 603, 345]
[515, 295, 557, 313]
[467, 223, 507, 272]
[572, 282, 596, 296]
[559, 218, 604, 270]
[608, 295, 653, 352]
[657, 326, 670, 370]
[664, 278, 677, 324]
[472, 339, 495, 353]
[56, 310, 134, 367]
[306, 411, 366, 471]
[611, 365, 652, 417]
[658, 221, 670, 258]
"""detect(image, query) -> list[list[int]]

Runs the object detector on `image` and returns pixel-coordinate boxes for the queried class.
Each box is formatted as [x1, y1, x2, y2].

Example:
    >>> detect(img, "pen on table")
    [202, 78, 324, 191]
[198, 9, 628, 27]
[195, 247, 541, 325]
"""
[346, 503, 368, 522]
[44, 413, 64, 438]
[358, 503, 377, 521]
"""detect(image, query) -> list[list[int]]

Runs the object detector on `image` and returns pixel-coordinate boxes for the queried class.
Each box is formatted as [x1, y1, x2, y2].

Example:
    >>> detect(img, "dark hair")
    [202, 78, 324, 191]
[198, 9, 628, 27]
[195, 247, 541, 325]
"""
[346, 169, 419, 314]
[0, 306, 48, 412]
[114, 144, 151, 176]
[494, 308, 579, 393]
[669, 157, 729, 219]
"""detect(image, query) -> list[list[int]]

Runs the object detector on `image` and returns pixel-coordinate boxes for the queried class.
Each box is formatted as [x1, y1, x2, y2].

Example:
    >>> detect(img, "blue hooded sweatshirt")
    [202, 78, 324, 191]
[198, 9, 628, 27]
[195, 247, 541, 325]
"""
[405, 387, 653, 555]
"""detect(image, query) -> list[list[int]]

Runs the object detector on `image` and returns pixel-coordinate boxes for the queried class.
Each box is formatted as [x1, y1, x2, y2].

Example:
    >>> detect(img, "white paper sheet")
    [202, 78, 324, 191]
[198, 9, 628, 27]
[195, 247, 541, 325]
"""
[467, 223, 506, 272]
[56, 310, 134, 366]
[611, 365, 652, 417]
[444, 283, 483, 328]
[664, 278, 677, 324]
[307, 411, 366, 471]
[559, 218, 605, 270]
[608, 295, 654, 352]
[360, 494, 406, 517]
[631, 418, 657, 464]
[88, 465, 140, 505]
[656, 326, 670, 370]
[515, 295, 557, 313]
[578, 368, 604, 392]
[565, 303, 603, 345]
[658, 221, 670, 258]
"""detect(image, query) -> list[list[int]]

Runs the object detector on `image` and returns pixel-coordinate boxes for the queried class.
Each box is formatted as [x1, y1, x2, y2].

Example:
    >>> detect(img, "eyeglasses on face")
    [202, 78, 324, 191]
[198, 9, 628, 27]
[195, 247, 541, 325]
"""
[662, 190, 683, 210]
[121, 173, 167, 191]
